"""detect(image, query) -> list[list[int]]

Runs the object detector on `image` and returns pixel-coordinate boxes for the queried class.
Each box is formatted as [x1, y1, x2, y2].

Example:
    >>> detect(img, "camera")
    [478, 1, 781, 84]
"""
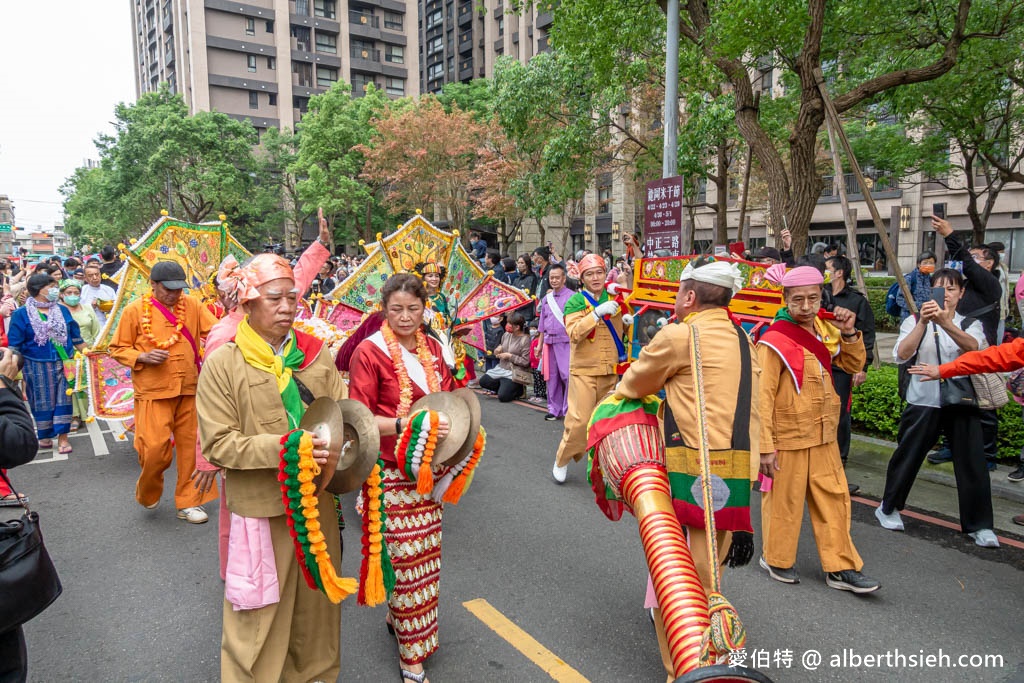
[0, 347, 24, 372]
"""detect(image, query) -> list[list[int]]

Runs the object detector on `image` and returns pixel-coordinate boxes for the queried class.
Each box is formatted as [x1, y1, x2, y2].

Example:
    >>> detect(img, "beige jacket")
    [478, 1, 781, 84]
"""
[197, 339, 347, 518]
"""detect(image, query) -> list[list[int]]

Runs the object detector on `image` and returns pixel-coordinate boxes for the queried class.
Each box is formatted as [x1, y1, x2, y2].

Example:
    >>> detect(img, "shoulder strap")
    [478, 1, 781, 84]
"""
[730, 324, 752, 451]
[962, 302, 996, 319]
[291, 374, 316, 406]
[959, 316, 976, 332]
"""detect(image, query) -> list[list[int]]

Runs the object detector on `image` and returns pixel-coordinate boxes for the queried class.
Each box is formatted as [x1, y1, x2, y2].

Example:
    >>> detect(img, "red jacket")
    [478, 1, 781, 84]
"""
[939, 336, 1024, 378]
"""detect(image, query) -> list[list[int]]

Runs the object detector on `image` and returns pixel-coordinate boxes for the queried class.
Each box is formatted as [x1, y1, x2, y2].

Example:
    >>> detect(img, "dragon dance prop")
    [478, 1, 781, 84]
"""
[322, 212, 532, 353]
[85, 213, 251, 421]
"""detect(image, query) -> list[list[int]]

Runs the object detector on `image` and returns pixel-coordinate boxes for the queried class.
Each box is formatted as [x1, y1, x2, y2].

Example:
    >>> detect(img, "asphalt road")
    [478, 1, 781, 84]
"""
[7, 397, 1024, 683]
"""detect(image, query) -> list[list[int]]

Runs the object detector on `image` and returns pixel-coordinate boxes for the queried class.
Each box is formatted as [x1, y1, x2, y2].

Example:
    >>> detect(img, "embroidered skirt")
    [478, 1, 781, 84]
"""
[24, 358, 73, 439]
[382, 464, 443, 666]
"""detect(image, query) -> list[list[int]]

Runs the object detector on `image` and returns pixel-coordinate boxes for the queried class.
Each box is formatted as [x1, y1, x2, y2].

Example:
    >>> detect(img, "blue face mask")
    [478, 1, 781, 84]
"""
[46, 288, 60, 302]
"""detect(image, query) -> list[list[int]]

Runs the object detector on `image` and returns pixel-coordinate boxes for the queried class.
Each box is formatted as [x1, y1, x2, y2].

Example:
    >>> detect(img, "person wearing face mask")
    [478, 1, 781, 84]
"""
[895, 252, 937, 321]
[59, 279, 101, 431]
[482, 313, 506, 375]
[7, 273, 87, 455]
[479, 313, 532, 402]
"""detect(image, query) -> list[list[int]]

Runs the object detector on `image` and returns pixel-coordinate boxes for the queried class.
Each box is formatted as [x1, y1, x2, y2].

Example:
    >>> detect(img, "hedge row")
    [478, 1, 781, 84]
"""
[850, 364, 1024, 459]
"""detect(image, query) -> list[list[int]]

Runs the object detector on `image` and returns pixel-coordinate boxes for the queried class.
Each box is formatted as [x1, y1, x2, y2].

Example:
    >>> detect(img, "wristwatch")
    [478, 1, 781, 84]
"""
[395, 417, 403, 435]
[841, 331, 858, 339]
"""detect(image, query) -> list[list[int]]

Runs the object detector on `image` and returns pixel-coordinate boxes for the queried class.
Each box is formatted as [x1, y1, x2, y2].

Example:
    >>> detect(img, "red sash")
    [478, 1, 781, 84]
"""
[758, 319, 833, 391]
[150, 297, 202, 371]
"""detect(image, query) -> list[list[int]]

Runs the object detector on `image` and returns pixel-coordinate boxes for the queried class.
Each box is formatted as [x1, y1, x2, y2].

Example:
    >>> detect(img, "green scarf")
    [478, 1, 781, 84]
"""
[235, 318, 307, 429]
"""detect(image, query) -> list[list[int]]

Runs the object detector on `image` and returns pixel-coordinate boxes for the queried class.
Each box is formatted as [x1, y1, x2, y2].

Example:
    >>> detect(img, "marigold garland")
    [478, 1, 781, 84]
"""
[381, 321, 441, 418]
[140, 294, 187, 350]
[278, 429, 359, 604]
[357, 459, 396, 606]
[416, 411, 440, 495]
[441, 427, 486, 504]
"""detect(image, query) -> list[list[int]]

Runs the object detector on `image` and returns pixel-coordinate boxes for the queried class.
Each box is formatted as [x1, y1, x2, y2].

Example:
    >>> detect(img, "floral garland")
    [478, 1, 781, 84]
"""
[438, 427, 486, 505]
[140, 294, 187, 350]
[278, 429, 359, 604]
[393, 410, 441, 494]
[380, 321, 441, 417]
[357, 459, 396, 606]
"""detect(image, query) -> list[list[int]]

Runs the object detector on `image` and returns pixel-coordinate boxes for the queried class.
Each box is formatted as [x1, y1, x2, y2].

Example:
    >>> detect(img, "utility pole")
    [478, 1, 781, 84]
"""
[663, 0, 679, 179]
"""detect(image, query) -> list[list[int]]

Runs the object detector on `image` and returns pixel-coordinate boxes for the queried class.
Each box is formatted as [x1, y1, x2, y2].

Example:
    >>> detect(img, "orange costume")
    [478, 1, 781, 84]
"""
[110, 293, 218, 509]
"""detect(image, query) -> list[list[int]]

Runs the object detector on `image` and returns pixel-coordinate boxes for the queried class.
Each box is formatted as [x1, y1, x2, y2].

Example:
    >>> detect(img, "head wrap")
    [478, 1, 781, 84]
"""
[219, 253, 295, 306]
[418, 262, 445, 277]
[59, 279, 80, 291]
[577, 253, 606, 276]
[764, 264, 823, 288]
[679, 261, 745, 295]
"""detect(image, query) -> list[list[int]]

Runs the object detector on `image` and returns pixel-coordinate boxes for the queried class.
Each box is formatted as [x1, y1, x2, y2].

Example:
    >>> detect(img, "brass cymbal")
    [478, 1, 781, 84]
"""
[324, 399, 380, 495]
[408, 392, 471, 466]
[447, 388, 482, 466]
[298, 397, 344, 495]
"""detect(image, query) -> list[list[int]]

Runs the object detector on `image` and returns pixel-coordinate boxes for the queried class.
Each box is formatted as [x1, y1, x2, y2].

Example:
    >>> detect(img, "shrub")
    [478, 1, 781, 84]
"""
[850, 364, 1024, 458]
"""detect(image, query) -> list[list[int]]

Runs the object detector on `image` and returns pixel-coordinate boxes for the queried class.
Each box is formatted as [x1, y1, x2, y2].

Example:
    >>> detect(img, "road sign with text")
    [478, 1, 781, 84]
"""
[643, 177, 683, 256]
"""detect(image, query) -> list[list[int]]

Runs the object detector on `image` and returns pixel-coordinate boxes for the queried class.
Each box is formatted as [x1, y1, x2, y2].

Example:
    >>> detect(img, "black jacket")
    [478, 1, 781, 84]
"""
[945, 234, 1001, 345]
[1, 377, 37, 470]
[830, 285, 875, 370]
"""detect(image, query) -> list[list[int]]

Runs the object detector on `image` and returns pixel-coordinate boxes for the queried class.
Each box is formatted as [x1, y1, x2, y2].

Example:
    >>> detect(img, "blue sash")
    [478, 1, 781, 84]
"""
[580, 290, 627, 363]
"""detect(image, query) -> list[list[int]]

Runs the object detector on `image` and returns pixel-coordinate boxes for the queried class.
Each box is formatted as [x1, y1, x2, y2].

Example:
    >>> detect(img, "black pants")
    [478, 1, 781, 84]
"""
[882, 403, 994, 533]
[980, 408, 999, 461]
[0, 626, 27, 683]
[833, 369, 853, 463]
[479, 374, 524, 403]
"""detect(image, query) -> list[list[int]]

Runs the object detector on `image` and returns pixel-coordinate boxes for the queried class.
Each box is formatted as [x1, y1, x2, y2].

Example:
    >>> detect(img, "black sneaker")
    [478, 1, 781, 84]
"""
[927, 448, 953, 465]
[848, 482, 860, 495]
[1008, 464, 1024, 482]
[826, 569, 880, 594]
[759, 555, 799, 584]
[544, 413, 557, 421]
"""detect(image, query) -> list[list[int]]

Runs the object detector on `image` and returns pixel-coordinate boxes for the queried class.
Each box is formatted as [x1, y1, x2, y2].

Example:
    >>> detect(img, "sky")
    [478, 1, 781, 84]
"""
[0, 2, 136, 230]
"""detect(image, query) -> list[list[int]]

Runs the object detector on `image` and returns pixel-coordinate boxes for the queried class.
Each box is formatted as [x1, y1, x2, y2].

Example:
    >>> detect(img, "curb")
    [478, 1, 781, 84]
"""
[850, 433, 1024, 505]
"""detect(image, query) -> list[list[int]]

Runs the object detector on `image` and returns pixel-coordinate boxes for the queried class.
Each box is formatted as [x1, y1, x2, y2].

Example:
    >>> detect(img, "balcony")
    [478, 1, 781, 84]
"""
[350, 10, 379, 28]
[165, 49, 175, 66]
[458, 8, 472, 26]
[536, 11, 552, 29]
[351, 46, 381, 62]
[458, 33, 472, 53]
[163, 12, 173, 31]
[459, 66, 473, 81]
[292, 71, 313, 87]
[818, 172, 902, 203]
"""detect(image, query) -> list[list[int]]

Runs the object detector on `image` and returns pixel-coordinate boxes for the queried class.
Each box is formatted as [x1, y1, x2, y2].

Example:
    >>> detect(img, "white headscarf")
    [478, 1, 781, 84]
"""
[679, 261, 745, 295]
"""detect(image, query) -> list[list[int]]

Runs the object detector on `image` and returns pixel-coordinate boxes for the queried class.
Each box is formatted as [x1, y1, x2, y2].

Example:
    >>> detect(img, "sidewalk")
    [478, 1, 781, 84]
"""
[847, 433, 1024, 535]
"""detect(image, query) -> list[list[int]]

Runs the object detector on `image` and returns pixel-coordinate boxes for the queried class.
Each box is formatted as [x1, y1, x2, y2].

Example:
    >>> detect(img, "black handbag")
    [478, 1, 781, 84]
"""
[0, 471, 62, 633]
[933, 325, 977, 408]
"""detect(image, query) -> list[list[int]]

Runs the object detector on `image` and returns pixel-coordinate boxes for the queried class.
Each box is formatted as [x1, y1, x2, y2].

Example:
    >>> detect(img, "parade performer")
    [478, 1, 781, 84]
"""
[348, 273, 457, 683]
[109, 261, 217, 522]
[196, 253, 348, 682]
[80, 261, 116, 326]
[536, 262, 572, 421]
[415, 260, 475, 385]
[615, 260, 760, 676]
[192, 213, 333, 580]
[757, 264, 880, 593]
[551, 254, 624, 483]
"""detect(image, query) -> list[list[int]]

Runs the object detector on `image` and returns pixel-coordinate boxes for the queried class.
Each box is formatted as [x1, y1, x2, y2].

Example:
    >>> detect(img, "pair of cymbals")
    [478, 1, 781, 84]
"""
[408, 388, 482, 466]
[298, 397, 380, 496]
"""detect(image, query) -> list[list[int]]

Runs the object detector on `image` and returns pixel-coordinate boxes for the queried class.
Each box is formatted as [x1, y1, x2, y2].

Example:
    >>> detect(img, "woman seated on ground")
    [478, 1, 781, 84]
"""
[479, 312, 531, 402]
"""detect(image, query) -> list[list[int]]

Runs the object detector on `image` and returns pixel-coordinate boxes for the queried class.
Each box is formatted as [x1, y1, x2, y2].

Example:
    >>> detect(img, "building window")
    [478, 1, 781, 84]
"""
[598, 185, 612, 214]
[268, 93, 277, 106]
[267, 56, 276, 69]
[426, 9, 442, 29]
[291, 25, 311, 51]
[247, 54, 257, 72]
[315, 32, 337, 54]
[383, 11, 403, 30]
[352, 74, 375, 96]
[316, 66, 338, 87]
[292, 61, 313, 86]
[428, 36, 442, 54]
[249, 91, 259, 109]
[427, 62, 443, 80]
[245, 17, 255, 35]
[497, 16, 503, 35]
[314, 0, 336, 19]
[385, 45, 404, 64]
[447, 55, 453, 74]
[266, 20, 274, 32]
[386, 77, 405, 96]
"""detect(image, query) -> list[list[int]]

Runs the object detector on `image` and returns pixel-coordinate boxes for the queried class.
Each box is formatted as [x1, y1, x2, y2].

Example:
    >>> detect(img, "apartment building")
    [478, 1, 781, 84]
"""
[418, 0, 550, 94]
[0, 195, 14, 259]
[131, 0, 420, 133]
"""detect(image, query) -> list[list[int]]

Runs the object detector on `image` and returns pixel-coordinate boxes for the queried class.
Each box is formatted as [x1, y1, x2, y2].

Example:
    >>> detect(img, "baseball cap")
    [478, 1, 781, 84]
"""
[754, 247, 782, 262]
[150, 261, 188, 290]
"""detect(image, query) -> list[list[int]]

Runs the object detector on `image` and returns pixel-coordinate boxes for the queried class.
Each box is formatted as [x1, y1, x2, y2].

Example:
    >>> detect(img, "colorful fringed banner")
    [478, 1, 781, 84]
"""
[439, 427, 485, 504]
[358, 458, 396, 606]
[393, 409, 439, 490]
[277, 429, 359, 604]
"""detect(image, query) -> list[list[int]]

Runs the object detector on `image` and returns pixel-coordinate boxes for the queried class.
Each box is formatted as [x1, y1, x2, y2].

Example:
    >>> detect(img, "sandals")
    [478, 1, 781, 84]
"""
[0, 493, 28, 507]
[38, 439, 53, 449]
[59, 445, 73, 454]
[400, 669, 427, 683]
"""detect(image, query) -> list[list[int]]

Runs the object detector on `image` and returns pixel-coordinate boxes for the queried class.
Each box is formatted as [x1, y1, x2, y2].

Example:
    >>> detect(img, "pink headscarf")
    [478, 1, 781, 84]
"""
[764, 264, 823, 288]
[577, 253, 607, 276]
[218, 254, 295, 305]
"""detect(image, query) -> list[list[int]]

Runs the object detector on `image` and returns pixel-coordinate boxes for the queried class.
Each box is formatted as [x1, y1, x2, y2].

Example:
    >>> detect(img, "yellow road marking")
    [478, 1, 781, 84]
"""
[463, 598, 590, 683]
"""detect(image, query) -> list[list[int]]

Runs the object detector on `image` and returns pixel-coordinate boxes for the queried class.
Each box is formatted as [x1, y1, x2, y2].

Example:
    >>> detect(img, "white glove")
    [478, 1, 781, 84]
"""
[621, 313, 634, 327]
[593, 301, 619, 318]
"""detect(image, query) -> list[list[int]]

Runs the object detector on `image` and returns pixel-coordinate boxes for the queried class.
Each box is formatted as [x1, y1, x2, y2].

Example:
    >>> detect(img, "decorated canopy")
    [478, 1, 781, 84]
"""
[320, 213, 531, 350]
[86, 214, 251, 420]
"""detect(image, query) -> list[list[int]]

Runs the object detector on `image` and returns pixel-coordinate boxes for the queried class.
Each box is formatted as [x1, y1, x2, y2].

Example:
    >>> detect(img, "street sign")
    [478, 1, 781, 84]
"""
[643, 176, 683, 256]
[0, 223, 12, 233]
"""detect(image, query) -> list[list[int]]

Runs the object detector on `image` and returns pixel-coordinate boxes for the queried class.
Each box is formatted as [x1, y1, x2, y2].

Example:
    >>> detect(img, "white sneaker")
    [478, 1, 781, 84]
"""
[552, 462, 567, 484]
[969, 529, 999, 548]
[874, 504, 904, 531]
[177, 506, 209, 524]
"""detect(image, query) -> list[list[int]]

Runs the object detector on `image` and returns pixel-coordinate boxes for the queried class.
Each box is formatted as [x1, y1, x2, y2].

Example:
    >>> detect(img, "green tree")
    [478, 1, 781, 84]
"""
[61, 165, 125, 246]
[293, 82, 390, 244]
[258, 126, 311, 249]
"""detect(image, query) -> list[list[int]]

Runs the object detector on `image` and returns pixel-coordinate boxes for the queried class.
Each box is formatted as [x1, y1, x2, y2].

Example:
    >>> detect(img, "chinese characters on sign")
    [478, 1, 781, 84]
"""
[643, 176, 684, 256]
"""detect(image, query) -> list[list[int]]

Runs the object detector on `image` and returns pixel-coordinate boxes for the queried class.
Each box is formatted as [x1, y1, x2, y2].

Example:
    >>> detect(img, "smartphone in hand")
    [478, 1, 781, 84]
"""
[933, 202, 946, 220]
[931, 285, 946, 309]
